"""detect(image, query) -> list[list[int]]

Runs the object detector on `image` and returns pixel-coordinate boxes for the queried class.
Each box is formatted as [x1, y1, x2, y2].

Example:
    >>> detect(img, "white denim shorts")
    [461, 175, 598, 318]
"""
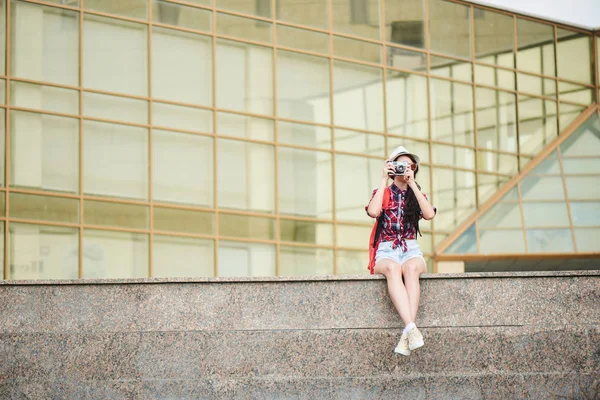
[375, 239, 426, 266]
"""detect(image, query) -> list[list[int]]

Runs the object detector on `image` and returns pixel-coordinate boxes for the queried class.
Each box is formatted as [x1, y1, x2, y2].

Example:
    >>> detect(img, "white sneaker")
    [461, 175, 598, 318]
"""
[407, 327, 424, 351]
[394, 332, 411, 356]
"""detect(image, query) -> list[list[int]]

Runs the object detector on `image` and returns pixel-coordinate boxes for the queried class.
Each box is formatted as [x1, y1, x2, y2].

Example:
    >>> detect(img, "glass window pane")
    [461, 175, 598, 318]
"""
[387, 47, 427, 72]
[517, 73, 556, 98]
[433, 168, 477, 231]
[216, 0, 269, 18]
[280, 247, 333, 276]
[432, 144, 475, 169]
[474, 8, 514, 66]
[334, 129, 385, 157]
[152, 27, 212, 106]
[476, 88, 517, 153]
[336, 249, 368, 275]
[474, 64, 515, 90]
[558, 81, 593, 105]
[84, 15, 148, 96]
[575, 228, 600, 252]
[333, 61, 384, 132]
[570, 202, 600, 227]
[218, 139, 274, 212]
[85, 0, 146, 19]
[530, 150, 560, 174]
[217, 12, 271, 43]
[477, 151, 518, 175]
[154, 207, 213, 235]
[429, 0, 471, 59]
[153, 235, 214, 278]
[445, 224, 476, 254]
[335, 224, 370, 248]
[217, 112, 274, 141]
[11, 111, 79, 193]
[277, 0, 327, 29]
[565, 177, 600, 200]
[11, 81, 79, 115]
[277, 51, 330, 125]
[153, 1, 211, 31]
[477, 173, 510, 205]
[280, 219, 333, 246]
[557, 30, 592, 84]
[520, 176, 565, 201]
[218, 241, 275, 277]
[527, 229, 573, 253]
[430, 79, 474, 146]
[516, 18, 555, 76]
[9, 224, 78, 280]
[83, 121, 148, 200]
[560, 113, 600, 157]
[10, 193, 79, 224]
[385, 0, 424, 49]
[153, 130, 213, 206]
[0, 1, 5, 75]
[333, 36, 381, 64]
[479, 201, 522, 229]
[217, 39, 273, 116]
[84, 92, 148, 125]
[153, 102, 212, 133]
[386, 73, 428, 140]
[387, 137, 430, 164]
[279, 148, 332, 219]
[335, 154, 381, 223]
[518, 96, 558, 156]
[480, 229, 525, 254]
[278, 121, 332, 150]
[559, 103, 587, 132]
[83, 230, 149, 278]
[84, 200, 148, 230]
[562, 158, 600, 174]
[332, 0, 380, 40]
[431, 56, 472, 81]
[523, 202, 570, 228]
[276, 25, 329, 54]
[11, 1, 79, 86]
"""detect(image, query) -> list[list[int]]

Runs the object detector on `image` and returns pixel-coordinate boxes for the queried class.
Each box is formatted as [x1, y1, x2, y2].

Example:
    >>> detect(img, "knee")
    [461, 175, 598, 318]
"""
[381, 262, 402, 279]
[403, 262, 422, 277]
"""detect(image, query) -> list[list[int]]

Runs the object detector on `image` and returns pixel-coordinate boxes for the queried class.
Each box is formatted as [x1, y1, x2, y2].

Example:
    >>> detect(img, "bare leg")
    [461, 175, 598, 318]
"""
[374, 259, 413, 326]
[401, 258, 427, 322]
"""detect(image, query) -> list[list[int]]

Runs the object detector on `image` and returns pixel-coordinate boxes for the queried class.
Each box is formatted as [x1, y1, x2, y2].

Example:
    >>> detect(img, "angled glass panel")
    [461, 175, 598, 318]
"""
[444, 224, 476, 254]
[480, 229, 525, 254]
[527, 229, 573, 253]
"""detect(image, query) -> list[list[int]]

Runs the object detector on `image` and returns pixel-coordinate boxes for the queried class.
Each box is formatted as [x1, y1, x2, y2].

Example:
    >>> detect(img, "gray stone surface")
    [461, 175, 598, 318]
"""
[329, 377, 428, 400]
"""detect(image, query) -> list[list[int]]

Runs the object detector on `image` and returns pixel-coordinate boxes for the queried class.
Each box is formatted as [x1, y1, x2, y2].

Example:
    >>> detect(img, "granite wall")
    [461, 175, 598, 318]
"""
[0, 271, 598, 399]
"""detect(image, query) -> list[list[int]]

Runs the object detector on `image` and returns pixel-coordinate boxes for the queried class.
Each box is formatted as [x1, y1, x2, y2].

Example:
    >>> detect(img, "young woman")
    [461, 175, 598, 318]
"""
[365, 146, 436, 356]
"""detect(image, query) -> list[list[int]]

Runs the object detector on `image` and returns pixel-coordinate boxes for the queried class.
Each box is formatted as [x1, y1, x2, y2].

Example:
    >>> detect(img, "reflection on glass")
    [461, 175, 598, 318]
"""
[565, 177, 600, 200]
[558, 81, 593, 105]
[430, 79, 474, 146]
[433, 167, 477, 231]
[477, 151, 518, 175]
[217, 0, 270, 18]
[84, 92, 148, 125]
[335, 224, 370, 248]
[575, 228, 600, 252]
[217, 39, 273, 115]
[281, 219, 334, 246]
[9, 224, 79, 280]
[218, 241, 275, 277]
[154, 207, 213, 235]
[520, 176, 565, 201]
[277, 51, 330, 125]
[516, 73, 557, 97]
[335, 129, 385, 157]
[568, 202, 600, 227]
[153, 1, 211, 31]
[11, 81, 79, 115]
[276, 25, 329, 54]
[386, 73, 428, 139]
[85, 0, 147, 19]
[83, 230, 148, 278]
[527, 229, 573, 252]
[218, 139, 275, 212]
[279, 147, 332, 219]
[280, 247, 333, 276]
[11, 111, 79, 193]
[385, 0, 424, 49]
[559, 112, 600, 157]
[444, 224, 476, 254]
[335, 154, 381, 223]
[11, 1, 79, 86]
[333, 61, 384, 132]
[480, 229, 525, 254]
[333, 36, 381, 64]
[0, 1, 5, 75]
[11, 193, 79, 224]
[476, 87, 517, 153]
[217, 112, 274, 141]
[153, 130, 213, 206]
[432, 144, 475, 169]
[278, 121, 331, 149]
[153, 102, 212, 133]
[217, 12, 271, 43]
[479, 199, 522, 229]
[387, 47, 426, 72]
[83, 121, 148, 200]
[152, 27, 212, 106]
[277, 0, 328, 29]
[559, 103, 587, 132]
[337, 249, 368, 275]
[153, 235, 214, 277]
[429, 0, 471, 59]
[474, 8, 514, 66]
[474, 64, 515, 90]
[85, 200, 149, 230]
[518, 96, 557, 156]
[477, 173, 510, 205]
[83, 15, 147, 96]
[332, 0, 380, 40]
[430, 56, 472, 81]
[516, 18, 555, 76]
[557, 29, 592, 84]
[523, 202, 570, 227]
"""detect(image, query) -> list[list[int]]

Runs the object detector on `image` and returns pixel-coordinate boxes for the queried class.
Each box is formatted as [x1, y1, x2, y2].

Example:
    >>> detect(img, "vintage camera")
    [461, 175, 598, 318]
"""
[388, 161, 409, 177]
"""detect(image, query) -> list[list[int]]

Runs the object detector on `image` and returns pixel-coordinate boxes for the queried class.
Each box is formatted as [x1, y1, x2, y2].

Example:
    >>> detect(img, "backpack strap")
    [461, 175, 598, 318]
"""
[372, 187, 391, 247]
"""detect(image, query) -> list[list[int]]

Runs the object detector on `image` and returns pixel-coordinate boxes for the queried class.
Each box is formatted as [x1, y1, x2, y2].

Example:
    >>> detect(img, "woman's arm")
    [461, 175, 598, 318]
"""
[409, 181, 436, 220]
[366, 161, 395, 218]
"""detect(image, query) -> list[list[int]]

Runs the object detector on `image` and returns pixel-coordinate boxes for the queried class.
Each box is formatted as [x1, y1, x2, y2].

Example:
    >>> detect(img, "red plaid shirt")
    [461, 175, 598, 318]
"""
[365, 183, 434, 252]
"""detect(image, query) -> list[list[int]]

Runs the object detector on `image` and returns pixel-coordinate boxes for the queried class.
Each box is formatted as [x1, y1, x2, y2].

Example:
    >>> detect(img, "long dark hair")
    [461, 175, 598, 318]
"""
[398, 155, 422, 237]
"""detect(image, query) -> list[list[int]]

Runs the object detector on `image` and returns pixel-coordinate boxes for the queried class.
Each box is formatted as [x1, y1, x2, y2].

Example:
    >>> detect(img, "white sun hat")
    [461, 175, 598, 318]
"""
[388, 145, 420, 165]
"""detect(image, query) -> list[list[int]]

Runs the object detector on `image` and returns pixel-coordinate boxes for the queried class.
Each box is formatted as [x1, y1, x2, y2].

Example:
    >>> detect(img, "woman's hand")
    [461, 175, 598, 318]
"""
[404, 167, 417, 188]
[382, 160, 395, 181]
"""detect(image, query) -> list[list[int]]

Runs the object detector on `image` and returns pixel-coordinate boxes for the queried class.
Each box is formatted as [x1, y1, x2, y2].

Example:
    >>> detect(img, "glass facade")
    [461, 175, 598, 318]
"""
[0, 0, 597, 279]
